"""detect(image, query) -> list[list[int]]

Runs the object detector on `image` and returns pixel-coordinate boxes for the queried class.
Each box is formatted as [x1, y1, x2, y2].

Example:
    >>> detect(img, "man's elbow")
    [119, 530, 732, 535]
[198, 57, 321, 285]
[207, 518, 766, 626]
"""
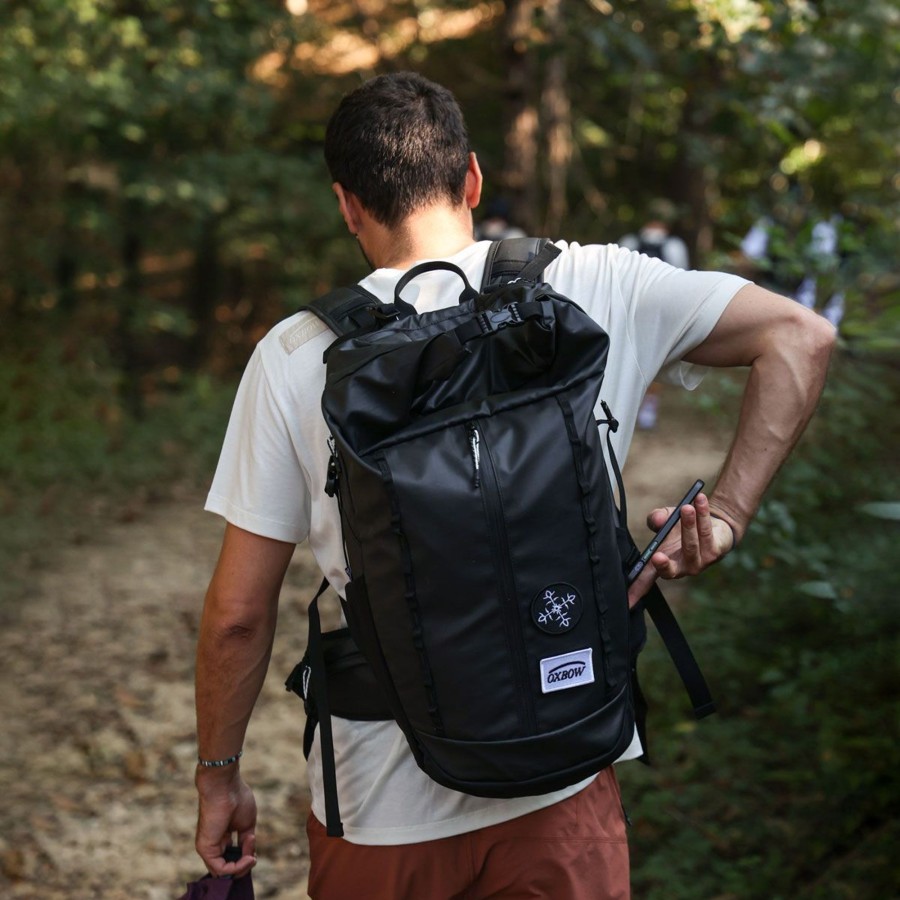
[781, 304, 838, 374]
[201, 585, 277, 642]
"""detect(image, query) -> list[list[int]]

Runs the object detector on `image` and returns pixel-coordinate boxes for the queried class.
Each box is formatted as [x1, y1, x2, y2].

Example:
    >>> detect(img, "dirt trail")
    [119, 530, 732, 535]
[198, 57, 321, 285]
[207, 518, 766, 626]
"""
[0, 392, 729, 899]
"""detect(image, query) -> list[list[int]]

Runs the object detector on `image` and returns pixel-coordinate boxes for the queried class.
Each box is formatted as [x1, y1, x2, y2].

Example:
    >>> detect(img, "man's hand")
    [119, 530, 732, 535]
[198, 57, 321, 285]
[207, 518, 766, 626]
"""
[195, 765, 258, 878]
[626, 492, 735, 607]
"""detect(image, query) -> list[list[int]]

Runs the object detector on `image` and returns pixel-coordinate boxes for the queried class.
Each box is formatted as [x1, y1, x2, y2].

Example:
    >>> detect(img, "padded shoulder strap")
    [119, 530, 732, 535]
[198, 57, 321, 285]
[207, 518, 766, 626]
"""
[304, 284, 417, 362]
[481, 237, 561, 290]
[302, 284, 384, 337]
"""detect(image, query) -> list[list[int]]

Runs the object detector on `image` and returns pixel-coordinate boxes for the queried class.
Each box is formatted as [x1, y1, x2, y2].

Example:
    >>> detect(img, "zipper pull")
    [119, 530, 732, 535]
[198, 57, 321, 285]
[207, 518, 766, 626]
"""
[467, 423, 481, 488]
[325, 436, 340, 497]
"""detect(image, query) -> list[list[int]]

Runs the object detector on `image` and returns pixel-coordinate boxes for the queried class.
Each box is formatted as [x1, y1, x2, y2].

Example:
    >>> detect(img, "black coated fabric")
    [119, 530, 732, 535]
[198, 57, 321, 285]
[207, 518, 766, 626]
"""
[317, 252, 637, 799]
[295, 238, 714, 836]
[480, 237, 555, 289]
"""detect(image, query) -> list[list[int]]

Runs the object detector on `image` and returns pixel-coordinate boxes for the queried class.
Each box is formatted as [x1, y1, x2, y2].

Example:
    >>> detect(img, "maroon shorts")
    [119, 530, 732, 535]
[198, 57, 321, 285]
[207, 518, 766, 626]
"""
[306, 766, 630, 899]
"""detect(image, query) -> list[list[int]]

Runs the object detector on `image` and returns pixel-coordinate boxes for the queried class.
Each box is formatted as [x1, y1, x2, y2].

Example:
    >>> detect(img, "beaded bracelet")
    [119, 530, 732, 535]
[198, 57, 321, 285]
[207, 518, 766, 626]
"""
[197, 749, 243, 768]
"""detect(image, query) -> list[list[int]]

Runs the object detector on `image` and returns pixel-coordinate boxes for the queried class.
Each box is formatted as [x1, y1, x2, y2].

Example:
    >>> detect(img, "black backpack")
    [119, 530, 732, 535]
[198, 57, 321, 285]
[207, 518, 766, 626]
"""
[288, 238, 714, 837]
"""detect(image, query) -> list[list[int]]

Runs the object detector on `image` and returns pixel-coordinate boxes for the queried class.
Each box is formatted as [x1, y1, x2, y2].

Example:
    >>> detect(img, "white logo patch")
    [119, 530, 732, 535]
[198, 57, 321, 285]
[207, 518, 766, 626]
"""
[279, 314, 329, 355]
[539, 648, 594, 694]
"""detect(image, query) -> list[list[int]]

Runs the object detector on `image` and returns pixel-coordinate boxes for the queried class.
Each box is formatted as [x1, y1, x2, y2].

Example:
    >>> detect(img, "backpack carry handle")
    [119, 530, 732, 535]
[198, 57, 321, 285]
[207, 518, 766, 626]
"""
[394, 261, 480, 306]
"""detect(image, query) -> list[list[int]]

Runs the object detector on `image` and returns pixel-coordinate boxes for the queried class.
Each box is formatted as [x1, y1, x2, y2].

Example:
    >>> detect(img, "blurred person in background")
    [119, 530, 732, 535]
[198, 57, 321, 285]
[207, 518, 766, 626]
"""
[475, 195, 527, 241]
[619, 199, 691, 429]
[741, 211, 846, 328]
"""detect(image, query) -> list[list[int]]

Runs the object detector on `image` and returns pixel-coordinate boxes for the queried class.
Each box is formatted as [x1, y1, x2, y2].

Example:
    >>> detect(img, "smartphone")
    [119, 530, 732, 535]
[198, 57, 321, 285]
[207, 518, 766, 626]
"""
[626, 479, 705, 585]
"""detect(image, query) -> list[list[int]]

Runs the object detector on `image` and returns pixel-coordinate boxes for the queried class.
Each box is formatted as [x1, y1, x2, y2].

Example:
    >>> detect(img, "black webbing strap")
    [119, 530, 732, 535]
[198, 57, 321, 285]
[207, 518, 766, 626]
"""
[597, 402, 715, 721]
[518, 241, 562, 283]
[304, 285, 417, 362]
[307, 238, 558, 342]
[304, 285, 383, 336]
[597, 400, 627, 529]
[305, 577, 344, 837]
[481, 237, 560, 289]
[415, 300, 548, 385]
[641, 585, 716, 719]
[451, 300, 545, 344]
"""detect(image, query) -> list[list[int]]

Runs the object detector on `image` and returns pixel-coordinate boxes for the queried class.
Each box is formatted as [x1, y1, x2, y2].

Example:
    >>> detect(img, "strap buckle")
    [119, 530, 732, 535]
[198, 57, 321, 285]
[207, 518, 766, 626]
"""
[478, 304, 522, 334]
[599, 399, 619, 433]
[325, 437, 340, 497]
[370, 303, 405, 322]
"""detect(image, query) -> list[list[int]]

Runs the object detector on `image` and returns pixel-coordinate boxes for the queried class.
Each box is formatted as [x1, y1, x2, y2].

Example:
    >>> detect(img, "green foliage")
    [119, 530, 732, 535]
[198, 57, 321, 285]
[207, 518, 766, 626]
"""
[2, 0, 896, 369]
[621, 358, 900, 897]
[0, 324, 237, 607]
[0, 325, 235, 489]
[562, 0, 897, 344]
[0, 0, 356, 372]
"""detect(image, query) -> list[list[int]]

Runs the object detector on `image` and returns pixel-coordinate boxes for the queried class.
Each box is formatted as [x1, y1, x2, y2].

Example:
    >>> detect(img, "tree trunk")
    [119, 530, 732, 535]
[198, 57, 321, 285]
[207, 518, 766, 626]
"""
[676, 157, 717, 262]
[500, 0, 539, 233]
[118, 205, 144, 417]
[188, 215, 221, 367]
[670, 80, 723, 264]
[541, 0, 572, 235]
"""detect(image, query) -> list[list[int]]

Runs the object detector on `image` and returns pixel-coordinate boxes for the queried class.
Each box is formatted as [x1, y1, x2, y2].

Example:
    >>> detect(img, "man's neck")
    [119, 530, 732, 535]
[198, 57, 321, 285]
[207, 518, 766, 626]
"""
[362, 203, 477, 270]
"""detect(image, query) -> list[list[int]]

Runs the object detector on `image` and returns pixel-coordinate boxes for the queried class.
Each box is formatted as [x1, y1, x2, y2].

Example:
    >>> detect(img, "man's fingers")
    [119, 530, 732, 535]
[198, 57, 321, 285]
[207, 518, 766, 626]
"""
[646, 506, 674, 532]
[233, 829, 258, 877]
[627, 559, 659, 607]
[626, 549, 683, 607]
[196, 839, 257, 879]
[222, 852, 257, 879]
[694, 493, 716, 550]
[240, 830, 257, 859]
[650, 550, 678, 579]
[679, 503, 699, 563]
[629, 494, 736, 605]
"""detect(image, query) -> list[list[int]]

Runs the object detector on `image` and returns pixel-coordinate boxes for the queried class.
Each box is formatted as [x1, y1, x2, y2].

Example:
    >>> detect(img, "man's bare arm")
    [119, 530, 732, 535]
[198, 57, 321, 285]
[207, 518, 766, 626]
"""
[684, 283, 836, 539]
[629, 284, 836, 602]
[194, 524, 296, 877]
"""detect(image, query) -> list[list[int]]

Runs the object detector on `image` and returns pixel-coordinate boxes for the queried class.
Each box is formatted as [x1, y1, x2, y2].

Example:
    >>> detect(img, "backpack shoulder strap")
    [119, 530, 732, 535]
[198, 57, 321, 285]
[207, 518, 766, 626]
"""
[481, 237, 561, 290]
[303, 284, 417, 362]
[302, 284, 384, 337]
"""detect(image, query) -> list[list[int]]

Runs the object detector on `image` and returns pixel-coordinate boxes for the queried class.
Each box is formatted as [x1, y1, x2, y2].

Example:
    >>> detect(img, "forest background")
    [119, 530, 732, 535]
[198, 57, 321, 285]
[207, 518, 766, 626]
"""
[1, 1, 897, 897]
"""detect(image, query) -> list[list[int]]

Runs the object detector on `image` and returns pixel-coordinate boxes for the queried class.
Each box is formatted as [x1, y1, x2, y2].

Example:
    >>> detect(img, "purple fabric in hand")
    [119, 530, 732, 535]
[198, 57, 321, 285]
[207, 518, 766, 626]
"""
[178, 872, 254, 900]
[179, 847, 255, 900]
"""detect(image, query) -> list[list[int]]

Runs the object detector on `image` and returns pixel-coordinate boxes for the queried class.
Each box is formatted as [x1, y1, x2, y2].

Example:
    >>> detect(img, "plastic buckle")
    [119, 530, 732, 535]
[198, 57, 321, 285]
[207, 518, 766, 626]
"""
[479, 304, 522, 334]
[285, 660, 310, 701]
[599, 400, 619, 433]
[325, 452, 340, 497]
[370, 304, 402, 322]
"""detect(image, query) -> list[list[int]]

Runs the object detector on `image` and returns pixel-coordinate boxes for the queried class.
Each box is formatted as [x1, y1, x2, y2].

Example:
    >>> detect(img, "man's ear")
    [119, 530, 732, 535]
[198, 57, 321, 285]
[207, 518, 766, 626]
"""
[464, 152, 483, 210]
[333, 183, 362, 235]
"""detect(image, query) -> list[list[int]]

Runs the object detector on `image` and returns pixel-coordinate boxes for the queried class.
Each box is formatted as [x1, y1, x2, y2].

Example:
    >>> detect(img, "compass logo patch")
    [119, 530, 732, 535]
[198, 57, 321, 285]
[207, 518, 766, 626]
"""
[531, 583, 583, 634]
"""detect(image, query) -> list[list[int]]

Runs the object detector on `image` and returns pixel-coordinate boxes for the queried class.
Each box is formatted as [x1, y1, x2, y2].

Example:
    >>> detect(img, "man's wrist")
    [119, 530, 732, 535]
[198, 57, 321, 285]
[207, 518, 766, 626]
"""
[198, 748, 243, 769]
[707, 499, 747, 546]
[709, 513, 738, 552]
[195, 756, 242, 789]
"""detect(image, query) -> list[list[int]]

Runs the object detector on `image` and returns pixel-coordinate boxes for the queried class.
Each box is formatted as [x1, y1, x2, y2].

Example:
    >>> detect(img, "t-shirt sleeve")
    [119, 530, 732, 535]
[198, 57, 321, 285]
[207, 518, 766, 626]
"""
[610, 245, 750, 388]
[205, 347, 311, 544]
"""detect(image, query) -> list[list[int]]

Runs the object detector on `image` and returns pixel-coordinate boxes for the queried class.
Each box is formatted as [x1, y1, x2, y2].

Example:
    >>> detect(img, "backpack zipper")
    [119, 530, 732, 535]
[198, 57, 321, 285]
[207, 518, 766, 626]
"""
[469, 422, 536, 733]
[467, 422, 481, 487]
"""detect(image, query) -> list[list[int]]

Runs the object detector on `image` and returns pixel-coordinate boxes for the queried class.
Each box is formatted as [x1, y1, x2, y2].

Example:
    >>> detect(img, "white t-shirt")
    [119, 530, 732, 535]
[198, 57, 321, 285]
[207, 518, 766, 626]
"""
[206, 239, 748, 845]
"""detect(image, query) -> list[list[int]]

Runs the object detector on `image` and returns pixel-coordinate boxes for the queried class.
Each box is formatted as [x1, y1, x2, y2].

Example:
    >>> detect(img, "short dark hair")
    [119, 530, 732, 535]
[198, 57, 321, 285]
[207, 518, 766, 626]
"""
[324, 72, 471, 228]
